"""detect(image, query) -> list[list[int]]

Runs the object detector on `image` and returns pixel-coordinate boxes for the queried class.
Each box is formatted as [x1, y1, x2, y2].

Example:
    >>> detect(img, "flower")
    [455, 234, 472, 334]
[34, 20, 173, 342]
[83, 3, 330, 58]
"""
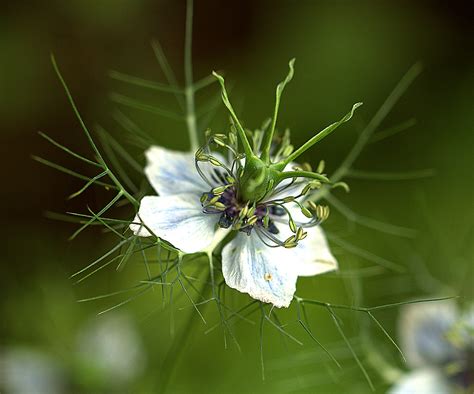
[130, 145, 338, 308]
[130, 59, 361, 308]
[1, 348, 65, 394]
[0, 313, 145, 393]
[76, 313, 146, 385]
[389, 301, 474, 393]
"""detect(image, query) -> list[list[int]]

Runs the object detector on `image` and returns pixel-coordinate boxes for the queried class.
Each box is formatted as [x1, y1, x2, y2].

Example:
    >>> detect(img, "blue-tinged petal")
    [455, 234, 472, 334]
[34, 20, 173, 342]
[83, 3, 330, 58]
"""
[144, 146, 209, 196]
[130, 194, 218, 254]
[399, 301, 459, 369]
[388, 369, 451, 394]
[221, 232, 299, 308]
[1, 348, 65, 394]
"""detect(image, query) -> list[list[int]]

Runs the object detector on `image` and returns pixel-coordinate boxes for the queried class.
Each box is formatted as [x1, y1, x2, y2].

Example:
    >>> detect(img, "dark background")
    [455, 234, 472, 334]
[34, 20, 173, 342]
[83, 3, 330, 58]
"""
[1, 1, 473, 392]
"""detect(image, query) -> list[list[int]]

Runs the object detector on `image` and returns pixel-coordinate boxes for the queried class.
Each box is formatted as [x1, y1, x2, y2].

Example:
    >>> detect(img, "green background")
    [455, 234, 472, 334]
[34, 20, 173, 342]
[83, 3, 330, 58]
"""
[2, 0, 472, 392]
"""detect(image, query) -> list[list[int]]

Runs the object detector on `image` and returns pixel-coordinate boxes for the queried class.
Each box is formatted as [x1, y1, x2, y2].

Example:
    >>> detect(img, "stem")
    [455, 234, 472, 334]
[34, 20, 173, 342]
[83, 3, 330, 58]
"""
[51, 54, 138, 207]
[261, 58, 295, 163]
[331, 63, 422, 182]
[184, 0, 199, 152]
[276, 170, 330, 184]
[213, 71, 255, 159]
[310, 63, 422, 203]
[157, 264, 212, 393]
[157, 229, 229, 392]
[276, 102, 362, 170]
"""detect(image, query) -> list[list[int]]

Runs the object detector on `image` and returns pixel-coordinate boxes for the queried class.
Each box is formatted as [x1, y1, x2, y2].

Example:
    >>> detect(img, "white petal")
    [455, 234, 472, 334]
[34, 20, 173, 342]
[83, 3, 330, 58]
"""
[398, 300, 459, 369]
[292, 226, 338, 276]
[130, 195, 218, 254]
[388, 369, 451, 394]
[144, 146, 209, 196]
[221, 233, 299, 308]
[273, 219, 338, 277]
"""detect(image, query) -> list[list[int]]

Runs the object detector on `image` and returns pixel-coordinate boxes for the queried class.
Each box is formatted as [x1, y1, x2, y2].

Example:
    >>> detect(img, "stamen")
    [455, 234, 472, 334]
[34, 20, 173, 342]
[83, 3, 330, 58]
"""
[197, 131, 330, 249]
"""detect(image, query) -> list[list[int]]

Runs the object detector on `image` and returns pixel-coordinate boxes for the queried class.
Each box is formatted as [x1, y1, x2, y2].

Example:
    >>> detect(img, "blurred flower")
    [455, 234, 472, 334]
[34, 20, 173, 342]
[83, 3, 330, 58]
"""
[0, 348, 65, 394]
[0, 313, 146, 393]
[131, 145, 337, 307]
[76, 313, 145, 386]
[389, 301, 473, 393]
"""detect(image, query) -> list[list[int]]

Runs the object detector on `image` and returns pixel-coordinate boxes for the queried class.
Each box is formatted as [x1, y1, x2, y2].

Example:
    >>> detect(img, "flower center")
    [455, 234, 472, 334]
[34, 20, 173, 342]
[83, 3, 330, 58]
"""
[200, 184, 282, 236]
[194, 137, 330, 249]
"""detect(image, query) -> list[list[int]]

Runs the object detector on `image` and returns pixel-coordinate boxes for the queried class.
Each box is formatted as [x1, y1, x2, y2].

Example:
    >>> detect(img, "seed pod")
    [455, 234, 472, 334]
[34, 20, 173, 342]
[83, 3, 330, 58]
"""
[247, 206, 256, 217]
[208, 196, 220, 205]
[239, 205, 249, 219]
[247, 215, 258, 226]
[213, 137, 226, 147]
[317, 160, 325, 174]
[296, 227, 307, 240]
[302, 184, 312, 196]
[316, 205, 330, 221]
[283, 145, 294, 157]
[229, 132, 237, 146]
[301, 206, 313, 218]
[213, 202, 227, 211]
[299, 230, 308, 240]
[209, 157, 222, 167]
[289, 219, 297, 233]
[284, 235, 298, 248]
[263, 215, 270, 228]
[302, 162, 312, 172]
[196, 153, 209, 162]
[212, 185, 227, 195]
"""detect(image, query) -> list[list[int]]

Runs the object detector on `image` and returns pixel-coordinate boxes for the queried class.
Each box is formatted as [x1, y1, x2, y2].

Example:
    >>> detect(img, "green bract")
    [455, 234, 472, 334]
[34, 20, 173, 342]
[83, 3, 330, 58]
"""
[213, 59, 362, 203]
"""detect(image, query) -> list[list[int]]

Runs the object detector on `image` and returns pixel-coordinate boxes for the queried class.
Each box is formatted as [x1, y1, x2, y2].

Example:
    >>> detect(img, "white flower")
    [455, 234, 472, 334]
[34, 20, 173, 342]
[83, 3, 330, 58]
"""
[76, 313, 145, 384]
[0, 313, 145, 393]
[1, 348, 65, 394]
[130, 146, 338, 308]
[389, 301, 474, 394]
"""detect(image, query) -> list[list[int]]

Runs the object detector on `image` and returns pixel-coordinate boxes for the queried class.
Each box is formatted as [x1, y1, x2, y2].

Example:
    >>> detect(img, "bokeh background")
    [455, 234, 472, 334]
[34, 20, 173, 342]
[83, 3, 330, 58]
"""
[1, 0, 473, 392]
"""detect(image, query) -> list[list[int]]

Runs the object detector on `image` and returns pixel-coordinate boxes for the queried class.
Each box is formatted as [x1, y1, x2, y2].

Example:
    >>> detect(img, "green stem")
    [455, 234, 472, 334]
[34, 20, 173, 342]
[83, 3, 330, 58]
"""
[157, 229, 229, 392]
[275, 102, 362, 170]
[212, 72, 255, 159]
[261, 58, 295, 163]
[331, 63, 422, 183]
[276, 170, 330, 185]
[157, 268, 212, 393]
[184, 0, 199, 151]
[310, 63, 422, 202]
[51, 54, 138, 207]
